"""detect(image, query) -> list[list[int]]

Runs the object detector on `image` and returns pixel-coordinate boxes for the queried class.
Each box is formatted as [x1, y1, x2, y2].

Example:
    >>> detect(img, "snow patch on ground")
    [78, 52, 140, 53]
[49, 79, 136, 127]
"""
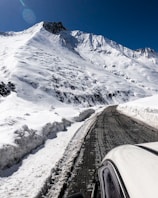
[117, 94, 158, 129]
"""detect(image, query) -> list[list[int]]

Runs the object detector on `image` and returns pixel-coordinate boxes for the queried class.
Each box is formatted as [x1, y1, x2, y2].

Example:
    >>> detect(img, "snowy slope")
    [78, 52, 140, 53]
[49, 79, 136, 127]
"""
[0, 21, 158, 197]
[72, 31, 158, 94]
[1, 22, 158, 107]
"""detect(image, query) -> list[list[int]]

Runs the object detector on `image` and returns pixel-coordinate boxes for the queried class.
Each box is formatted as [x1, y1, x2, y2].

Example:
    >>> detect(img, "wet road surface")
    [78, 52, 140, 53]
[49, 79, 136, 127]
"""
[63, 105, 158, 197]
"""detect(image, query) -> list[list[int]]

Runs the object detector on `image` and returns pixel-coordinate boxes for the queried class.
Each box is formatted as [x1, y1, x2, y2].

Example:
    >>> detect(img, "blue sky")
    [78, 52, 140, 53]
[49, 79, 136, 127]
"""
[0, 0, 158, 51]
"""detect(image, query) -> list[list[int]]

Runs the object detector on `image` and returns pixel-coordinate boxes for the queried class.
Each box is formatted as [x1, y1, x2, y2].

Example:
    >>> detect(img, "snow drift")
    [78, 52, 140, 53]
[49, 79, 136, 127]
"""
[117, 95, 158, 129]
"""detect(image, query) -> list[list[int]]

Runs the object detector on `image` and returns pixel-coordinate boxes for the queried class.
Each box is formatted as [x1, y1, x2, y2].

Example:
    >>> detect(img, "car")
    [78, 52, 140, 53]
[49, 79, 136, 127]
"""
[98, 142, 158, 198]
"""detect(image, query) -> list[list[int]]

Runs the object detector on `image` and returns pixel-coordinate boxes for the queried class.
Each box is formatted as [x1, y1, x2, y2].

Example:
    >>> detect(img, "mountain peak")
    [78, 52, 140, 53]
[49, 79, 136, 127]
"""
[43, 21, 66, 34]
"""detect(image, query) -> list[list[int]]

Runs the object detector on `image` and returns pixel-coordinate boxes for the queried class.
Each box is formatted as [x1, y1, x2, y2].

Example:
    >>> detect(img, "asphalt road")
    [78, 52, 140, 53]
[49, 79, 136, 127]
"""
[62, 105, 158, 198]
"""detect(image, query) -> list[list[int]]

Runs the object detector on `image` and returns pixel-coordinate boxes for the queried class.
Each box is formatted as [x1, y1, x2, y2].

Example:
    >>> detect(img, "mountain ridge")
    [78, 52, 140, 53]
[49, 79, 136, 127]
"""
[0, 21, 158, 107]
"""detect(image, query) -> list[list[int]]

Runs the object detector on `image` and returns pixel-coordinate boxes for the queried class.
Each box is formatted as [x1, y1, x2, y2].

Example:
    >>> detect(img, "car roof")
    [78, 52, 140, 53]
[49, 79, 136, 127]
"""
[102, 143, 158, 198]
[138, 141, 158, 152]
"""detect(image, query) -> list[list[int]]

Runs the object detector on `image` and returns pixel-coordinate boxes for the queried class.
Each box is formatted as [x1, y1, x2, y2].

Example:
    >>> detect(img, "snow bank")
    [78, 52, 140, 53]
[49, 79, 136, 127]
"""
[0, 122, 84, 198]
[0, 119, 71, 170]
[0, 96, 95, 170]
[0, 110, 97, 198]
[117, 95, 158, 129]
[73, 108, 95, 122]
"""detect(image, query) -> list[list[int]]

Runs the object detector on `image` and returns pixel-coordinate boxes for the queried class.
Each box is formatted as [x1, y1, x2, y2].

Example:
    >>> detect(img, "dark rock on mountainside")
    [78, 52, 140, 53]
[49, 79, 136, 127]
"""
[135, 48, 157, 57]
[43, 22, 66, 34]
[136, 48, 155, 54]
[0, 81, 16, 97]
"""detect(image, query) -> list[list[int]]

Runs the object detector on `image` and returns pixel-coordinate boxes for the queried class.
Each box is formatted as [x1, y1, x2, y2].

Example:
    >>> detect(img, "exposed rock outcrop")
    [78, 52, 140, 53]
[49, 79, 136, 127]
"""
[0, 81, 16, 97]
[43, 22, 66, 34]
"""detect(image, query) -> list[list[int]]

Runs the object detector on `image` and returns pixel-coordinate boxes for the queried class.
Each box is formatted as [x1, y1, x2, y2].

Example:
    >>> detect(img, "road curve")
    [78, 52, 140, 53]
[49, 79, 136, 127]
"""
[63, 105, 158, 197]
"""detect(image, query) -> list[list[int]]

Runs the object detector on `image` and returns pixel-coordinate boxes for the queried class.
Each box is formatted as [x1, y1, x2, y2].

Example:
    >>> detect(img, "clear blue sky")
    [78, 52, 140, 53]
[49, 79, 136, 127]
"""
[0, 0, 158, 51]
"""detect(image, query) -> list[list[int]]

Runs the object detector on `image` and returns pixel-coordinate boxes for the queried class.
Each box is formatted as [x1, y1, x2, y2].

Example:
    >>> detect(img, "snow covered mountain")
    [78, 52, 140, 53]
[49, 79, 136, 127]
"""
[0, 21, 158, 168]
[1, 21, 158, 107]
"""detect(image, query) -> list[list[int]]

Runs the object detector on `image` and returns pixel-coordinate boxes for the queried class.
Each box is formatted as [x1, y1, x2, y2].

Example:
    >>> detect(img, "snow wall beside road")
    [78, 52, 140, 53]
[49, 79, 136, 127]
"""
[117, 95, 158, 129]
